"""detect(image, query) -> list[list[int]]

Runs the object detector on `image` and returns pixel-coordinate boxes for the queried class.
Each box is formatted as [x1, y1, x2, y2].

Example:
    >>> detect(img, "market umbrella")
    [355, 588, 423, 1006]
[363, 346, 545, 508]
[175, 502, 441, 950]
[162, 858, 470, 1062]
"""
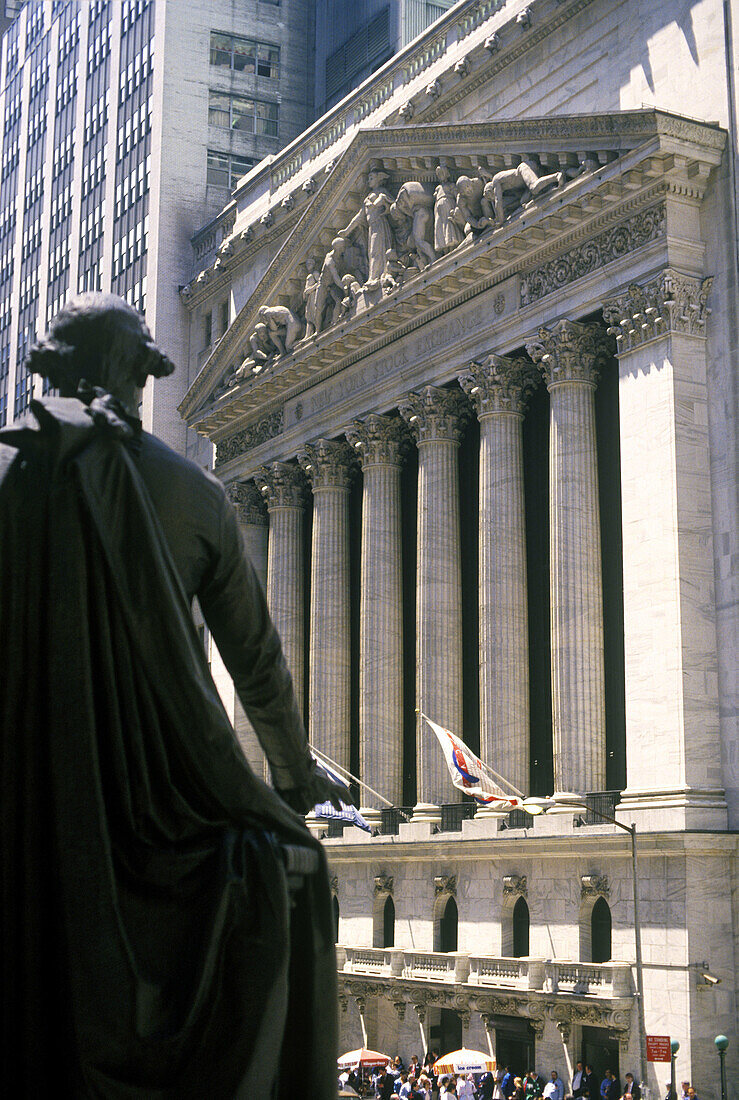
[433, 1047, 496, 1075]
[337, 1048, 391, 1071]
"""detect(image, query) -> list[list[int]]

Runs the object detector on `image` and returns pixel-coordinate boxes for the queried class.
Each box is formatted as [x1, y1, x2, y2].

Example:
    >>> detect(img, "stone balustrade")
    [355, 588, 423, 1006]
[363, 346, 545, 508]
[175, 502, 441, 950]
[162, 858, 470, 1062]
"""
[339, 947, 632, 998]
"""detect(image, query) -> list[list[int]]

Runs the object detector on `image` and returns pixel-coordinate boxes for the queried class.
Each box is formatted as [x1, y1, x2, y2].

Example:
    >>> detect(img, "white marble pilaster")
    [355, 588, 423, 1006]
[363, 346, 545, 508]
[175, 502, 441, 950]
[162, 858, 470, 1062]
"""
[347, 414, 408, 821]
[459, 356, 538, 800]
[399, 386, 469, 815]
[603, 271, 726, 829]
[527, 320, 607, 794]
[299, 440, 356, 773]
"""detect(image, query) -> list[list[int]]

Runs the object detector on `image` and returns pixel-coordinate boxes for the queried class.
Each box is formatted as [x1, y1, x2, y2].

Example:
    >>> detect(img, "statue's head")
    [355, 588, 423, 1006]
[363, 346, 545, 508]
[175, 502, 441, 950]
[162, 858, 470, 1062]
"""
[435, 163, 452, 182]
[258, 305, 268, 318]
[27, 292, 173, 411]
[367, 168, 389, 189]
[331, 236, 346, 254]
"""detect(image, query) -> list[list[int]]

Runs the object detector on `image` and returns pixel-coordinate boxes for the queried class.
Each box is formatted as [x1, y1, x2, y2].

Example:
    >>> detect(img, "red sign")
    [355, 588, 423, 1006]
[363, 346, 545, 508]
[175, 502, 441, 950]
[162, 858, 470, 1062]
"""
[646, 1036, 672, 1062]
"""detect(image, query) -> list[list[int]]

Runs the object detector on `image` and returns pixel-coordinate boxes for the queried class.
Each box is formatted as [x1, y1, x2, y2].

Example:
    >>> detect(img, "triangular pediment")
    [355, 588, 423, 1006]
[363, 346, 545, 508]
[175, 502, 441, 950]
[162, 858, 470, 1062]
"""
[179, 110, 724, 432]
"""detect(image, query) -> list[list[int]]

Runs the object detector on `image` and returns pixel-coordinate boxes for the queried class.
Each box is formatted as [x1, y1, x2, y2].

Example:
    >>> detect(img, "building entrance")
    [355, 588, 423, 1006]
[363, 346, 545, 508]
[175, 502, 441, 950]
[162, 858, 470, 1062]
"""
[429, 1008, 462, 1057]
[582, 1026, 620, 1088]
[495, 1019, 535, 1080]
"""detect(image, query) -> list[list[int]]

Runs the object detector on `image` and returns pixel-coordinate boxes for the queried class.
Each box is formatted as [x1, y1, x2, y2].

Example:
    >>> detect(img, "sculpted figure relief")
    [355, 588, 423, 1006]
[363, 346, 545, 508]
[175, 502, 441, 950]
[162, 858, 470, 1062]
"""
[433, 163, 464, 254]
[391, 181, 436, 270]
[341, 165, 394, 290]
[315, 236, 348, 334]
[257, 304, 302, 356]
[303, 260, 320, 338]
[482, 156, 565, 225]
[452, 174, 493, 237]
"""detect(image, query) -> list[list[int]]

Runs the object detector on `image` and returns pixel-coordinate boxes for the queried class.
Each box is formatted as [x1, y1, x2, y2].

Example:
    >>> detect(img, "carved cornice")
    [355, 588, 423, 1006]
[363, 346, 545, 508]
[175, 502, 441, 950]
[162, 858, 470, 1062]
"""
[434, 873, 457, 896]
[346, 414, 409, 467]
[374, 873, 394, 895]
[526, 319, 606, 389]
[399, 387, 469, 444]
[254, 461, 307, 509]
[458, 356, 538, 417]
[502, 873, 528, 896]
[520, 204, 665, 307]
[215, 407, 284, 466]
[581, 874, 610, 899]
[602, 267, 713, 352]
[298, 438, 356, 490]
[226, 480, 268, 527]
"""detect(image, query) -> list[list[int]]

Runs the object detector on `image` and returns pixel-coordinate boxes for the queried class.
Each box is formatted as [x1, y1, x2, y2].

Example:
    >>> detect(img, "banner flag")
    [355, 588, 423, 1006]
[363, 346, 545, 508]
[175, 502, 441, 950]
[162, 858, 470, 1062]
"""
[311, 753, 372, 832]
[421, 714, 523, 809]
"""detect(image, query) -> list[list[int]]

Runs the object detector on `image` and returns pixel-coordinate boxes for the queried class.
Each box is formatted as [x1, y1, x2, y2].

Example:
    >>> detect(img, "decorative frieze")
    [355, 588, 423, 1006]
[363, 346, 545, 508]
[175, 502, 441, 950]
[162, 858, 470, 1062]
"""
[226, 480, 268, 526]
[581, 874, 610, 898]
[602, 267, 713, 352]
[458, 355, 538, 416]
[214, 407, 284, 466]
[254, 461, 306, 509]
[520, 205, 665, 307]
[298, 438, 356, 490]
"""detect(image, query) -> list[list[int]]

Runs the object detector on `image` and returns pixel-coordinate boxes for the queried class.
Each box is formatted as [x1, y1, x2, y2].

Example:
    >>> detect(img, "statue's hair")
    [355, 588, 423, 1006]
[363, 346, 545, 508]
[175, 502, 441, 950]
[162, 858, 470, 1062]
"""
[26, 292, 174, 395]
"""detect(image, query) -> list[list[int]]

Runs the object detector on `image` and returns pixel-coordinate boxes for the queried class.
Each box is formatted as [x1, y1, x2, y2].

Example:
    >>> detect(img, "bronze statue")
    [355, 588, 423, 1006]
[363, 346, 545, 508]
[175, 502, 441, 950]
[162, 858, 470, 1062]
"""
[0, 293, 344, 1097]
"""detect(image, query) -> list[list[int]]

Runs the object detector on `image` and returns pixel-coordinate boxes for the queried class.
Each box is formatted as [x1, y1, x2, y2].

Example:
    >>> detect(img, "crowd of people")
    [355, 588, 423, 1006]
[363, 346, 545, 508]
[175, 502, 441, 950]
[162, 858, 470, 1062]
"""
[338, 1055, 704, 1100]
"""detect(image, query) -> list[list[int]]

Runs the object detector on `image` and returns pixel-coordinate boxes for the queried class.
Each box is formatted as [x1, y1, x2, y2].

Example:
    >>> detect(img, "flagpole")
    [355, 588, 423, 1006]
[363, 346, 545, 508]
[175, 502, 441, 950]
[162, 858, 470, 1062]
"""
[310, 745, 413, 822]
[417, 712, 526, 799]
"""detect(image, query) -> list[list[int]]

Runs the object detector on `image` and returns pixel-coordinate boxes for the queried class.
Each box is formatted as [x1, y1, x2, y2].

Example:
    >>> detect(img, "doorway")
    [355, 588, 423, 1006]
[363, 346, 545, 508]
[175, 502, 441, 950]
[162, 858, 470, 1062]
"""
[495, 1020, 535, 1080]
[582, 1027, 620, 1088]
[429, 1008, 463, 1056]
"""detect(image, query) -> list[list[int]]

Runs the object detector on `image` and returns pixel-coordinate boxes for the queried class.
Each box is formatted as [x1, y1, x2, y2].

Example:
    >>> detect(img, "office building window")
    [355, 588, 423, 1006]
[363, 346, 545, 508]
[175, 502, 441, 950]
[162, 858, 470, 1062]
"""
[209, 32, 279, 80]
[208, 91, 278, 137]
[206, 149, 256, 189]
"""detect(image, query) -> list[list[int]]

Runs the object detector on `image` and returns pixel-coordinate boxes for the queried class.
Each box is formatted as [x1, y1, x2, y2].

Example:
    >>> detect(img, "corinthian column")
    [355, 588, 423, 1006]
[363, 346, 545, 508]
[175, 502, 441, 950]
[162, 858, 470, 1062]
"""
[253, 462, 306, 712]
[298, 440, 355, 772]
[225, 480, 269, 776]
[458, 356, 538, 799]
[399, 386, 469, 817]
[527, 320, 606, 793]
[346, 414, 407, 821]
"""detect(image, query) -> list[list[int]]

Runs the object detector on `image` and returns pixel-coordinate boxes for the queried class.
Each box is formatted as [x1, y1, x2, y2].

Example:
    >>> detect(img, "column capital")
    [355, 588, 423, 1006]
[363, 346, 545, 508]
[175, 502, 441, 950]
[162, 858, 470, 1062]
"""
[603, 267, 713, 353]
[398, 384, 469, 443]
[458, 354, 539, 417]
[254, 461, 306, 509]
[526, 319, 606, 389]
[298, 438, 356, 490]
[346, 413, 409, 467]
[226, 479, 268, 526]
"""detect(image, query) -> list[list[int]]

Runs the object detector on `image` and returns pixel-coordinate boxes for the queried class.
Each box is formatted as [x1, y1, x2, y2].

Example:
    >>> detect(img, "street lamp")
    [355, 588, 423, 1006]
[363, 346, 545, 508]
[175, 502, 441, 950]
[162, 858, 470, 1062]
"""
[670, 1040, 680, 1100]
[522, 792, 649, 1093]
[714, 1035, 728, 1100]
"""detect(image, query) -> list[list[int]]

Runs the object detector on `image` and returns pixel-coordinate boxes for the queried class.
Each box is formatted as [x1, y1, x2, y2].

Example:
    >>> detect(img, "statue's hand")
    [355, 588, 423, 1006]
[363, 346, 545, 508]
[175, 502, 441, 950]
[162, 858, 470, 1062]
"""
[276, 757, 355, 816]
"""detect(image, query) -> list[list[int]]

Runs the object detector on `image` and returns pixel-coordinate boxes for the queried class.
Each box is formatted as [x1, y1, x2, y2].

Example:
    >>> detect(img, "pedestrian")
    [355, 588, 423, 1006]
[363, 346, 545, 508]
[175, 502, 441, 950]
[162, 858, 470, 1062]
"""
[622, 1072, 641, 1100]
[457, 1072, 477, 1098]
[513, 1077, 526, 1100]
[377, 1067, 397, 1100]
[680, 1084, 690, 1100]
[525, 1070, 543, 1099]
[543, 1070, 564, 1100]
[687, 1089, 699, 1100]
[396, 1071, 411, 1096]
[478, 1067, 495, 1100]
[439, 1077, 452, 1100]
[582, 1065, 598, 1099]
[501, 1067, 515, 1100]
[572, 1062, 585, 1099]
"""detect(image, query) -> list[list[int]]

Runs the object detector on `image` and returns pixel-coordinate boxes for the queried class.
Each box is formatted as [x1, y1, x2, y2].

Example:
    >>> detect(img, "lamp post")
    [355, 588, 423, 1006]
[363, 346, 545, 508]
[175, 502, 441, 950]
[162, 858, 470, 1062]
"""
[714, 1035, 728, 1100]
[521, 793, 649, 1093]
[670, 1040, 679, 1100]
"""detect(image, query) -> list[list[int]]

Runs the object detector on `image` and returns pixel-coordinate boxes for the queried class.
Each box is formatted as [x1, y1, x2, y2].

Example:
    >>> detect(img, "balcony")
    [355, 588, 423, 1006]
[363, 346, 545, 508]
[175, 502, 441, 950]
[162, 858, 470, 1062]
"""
[338, 947, 633, 999]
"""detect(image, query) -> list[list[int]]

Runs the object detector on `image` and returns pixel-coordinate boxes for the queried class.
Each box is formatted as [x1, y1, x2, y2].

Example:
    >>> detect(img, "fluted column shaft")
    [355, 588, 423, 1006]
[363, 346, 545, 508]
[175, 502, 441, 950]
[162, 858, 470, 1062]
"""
[400, 386, 468, 810]
[299, 440, 355, 771]
[459, 357, 537, 797]
[226, 481, 270, 776]
[347, 415, 407, 811]
[528, 320, 606, 792]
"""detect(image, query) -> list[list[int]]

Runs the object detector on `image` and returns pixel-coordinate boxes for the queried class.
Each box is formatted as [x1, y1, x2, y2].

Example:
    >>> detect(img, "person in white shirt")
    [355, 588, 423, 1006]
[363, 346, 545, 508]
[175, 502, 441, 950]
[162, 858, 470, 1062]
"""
[572, 1063, 585, 1099]
[458, 1073, 477, 1098]
[543, 1071, 565, 1100]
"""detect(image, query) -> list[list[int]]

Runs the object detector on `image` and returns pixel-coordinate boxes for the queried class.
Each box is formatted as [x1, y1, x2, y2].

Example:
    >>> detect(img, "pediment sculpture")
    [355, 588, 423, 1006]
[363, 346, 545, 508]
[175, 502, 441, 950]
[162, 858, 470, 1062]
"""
[216, 150, 589, 397]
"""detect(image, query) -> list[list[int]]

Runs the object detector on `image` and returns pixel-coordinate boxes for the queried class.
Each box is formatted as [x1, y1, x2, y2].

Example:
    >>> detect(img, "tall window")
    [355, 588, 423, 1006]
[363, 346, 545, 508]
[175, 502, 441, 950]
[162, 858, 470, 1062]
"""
[332, 895, 340, 944]
[437, 896, 458, 953]
[512, 896, 530, 958]
[210, 32, 279, 79]
[591, 897, 612, 963]
[382, 895, 395, 948]
[208, 91, 279, 137]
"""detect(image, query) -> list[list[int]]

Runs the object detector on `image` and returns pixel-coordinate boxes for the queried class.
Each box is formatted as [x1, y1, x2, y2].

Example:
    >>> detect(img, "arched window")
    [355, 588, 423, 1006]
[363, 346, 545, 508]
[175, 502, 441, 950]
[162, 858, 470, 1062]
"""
[382, 895, 395, 948]
[438, 895, 458, 953]
[591, 896, 612, 963]
[332, 894, 340, 944]
[512, 896, 530, 958]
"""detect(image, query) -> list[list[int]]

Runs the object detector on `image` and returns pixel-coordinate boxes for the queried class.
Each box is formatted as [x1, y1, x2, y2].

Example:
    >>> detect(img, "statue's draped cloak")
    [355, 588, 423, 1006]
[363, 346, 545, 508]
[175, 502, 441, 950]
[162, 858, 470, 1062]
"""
[0, 398, 337, 1097]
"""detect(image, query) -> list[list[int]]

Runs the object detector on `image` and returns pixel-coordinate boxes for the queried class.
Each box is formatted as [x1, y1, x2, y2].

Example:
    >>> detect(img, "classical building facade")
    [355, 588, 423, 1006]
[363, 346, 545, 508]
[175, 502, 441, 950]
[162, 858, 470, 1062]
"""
[179, 0, 738, 1094]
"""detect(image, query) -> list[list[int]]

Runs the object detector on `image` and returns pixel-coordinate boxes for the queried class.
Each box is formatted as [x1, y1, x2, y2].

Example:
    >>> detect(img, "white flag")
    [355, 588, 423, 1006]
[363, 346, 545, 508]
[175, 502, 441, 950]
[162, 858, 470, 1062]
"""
[422, 714, 523, 809]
